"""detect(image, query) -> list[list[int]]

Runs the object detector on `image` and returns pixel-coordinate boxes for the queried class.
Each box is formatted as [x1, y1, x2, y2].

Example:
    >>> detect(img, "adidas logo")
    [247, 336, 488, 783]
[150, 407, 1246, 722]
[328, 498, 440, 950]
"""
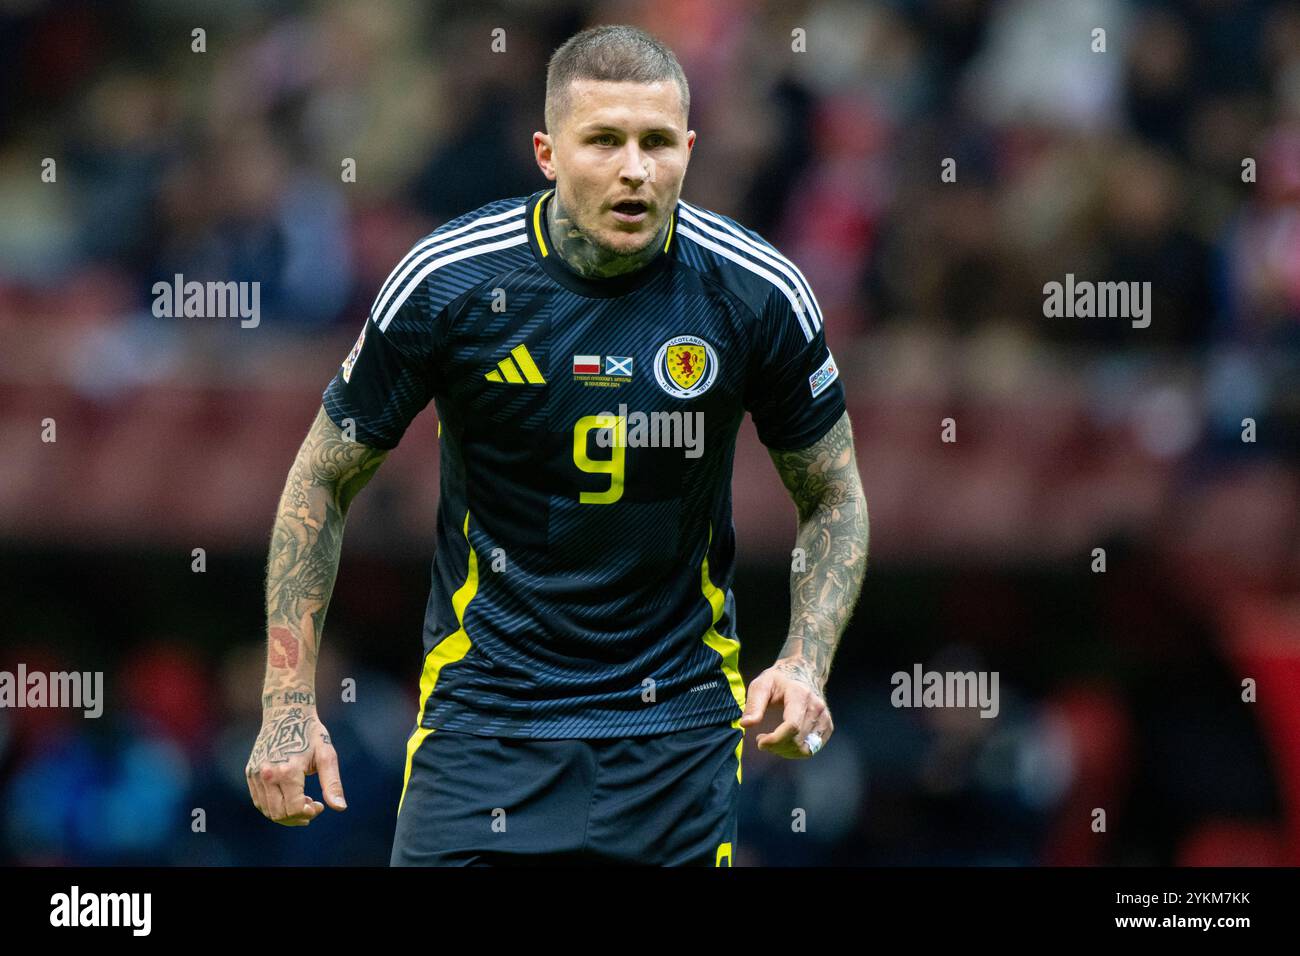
[485, 344, 546, 384]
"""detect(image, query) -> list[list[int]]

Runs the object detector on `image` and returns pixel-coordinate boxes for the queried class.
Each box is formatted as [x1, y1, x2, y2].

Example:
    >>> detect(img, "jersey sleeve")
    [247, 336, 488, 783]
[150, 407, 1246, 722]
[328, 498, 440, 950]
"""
[744, 283, 847, 451]
[321, 280, 446, 450]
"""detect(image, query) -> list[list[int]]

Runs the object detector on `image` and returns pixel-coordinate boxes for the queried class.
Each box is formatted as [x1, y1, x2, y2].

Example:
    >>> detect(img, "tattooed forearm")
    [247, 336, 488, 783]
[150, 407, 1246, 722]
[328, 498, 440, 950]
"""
[262, 688, 316, 709]
[263, 406, 388, 703]
[546, 190, 669, 279]
[768, 411, 869, 691]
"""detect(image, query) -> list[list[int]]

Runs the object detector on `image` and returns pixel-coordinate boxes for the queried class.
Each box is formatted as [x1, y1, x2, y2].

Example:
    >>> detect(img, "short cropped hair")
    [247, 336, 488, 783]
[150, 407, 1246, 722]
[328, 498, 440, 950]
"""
[545, 25, 690, 133]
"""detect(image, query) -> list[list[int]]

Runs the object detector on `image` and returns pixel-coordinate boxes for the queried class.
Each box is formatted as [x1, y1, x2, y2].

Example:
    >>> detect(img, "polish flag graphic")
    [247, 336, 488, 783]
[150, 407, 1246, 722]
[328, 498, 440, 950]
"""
[572, 355, 600, 375]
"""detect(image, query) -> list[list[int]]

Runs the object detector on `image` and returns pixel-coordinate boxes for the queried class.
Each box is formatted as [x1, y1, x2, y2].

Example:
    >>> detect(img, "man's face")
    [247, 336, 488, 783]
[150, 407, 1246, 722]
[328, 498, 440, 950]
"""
[535, 79, 695, 257]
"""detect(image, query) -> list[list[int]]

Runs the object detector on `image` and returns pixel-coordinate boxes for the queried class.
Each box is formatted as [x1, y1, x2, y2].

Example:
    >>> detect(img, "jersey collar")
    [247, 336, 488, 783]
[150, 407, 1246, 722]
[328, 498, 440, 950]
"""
[525, 188, 677, 298]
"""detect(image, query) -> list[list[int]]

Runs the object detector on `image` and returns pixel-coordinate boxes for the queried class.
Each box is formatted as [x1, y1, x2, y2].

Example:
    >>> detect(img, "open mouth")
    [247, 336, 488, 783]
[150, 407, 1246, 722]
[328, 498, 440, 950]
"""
[611, 200, 649, 222]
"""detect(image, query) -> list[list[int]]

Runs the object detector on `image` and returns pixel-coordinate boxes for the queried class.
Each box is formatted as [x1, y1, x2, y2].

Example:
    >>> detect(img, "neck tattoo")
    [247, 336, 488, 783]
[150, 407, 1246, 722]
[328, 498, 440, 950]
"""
[546, 191, 669, 279]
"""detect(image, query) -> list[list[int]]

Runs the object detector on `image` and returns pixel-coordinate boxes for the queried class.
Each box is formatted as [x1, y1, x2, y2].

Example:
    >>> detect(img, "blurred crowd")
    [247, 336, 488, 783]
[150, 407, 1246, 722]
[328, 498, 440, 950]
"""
[2, 0, 1299, 865]
[2, 0, 1298, 341]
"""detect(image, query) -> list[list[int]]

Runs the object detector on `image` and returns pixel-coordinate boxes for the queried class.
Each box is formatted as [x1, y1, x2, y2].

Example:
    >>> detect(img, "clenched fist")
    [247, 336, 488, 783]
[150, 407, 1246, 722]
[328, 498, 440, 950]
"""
[245, 703, 347, 826]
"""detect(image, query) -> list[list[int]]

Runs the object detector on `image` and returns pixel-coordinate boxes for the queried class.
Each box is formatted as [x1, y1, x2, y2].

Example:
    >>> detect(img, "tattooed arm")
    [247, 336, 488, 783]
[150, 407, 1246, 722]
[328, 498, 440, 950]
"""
[246, 405, 389, 825]
[738, 411, 868, 758]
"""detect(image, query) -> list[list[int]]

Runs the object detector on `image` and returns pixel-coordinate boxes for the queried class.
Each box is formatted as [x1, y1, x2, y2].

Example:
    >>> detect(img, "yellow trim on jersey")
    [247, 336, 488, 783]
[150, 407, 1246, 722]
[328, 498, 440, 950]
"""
[397, 510, 480, 817]
[664, 211, 675, 252]
[510, 344, 546, 383]
[534, 189, 554, 257]
[701, 522, 746, 783]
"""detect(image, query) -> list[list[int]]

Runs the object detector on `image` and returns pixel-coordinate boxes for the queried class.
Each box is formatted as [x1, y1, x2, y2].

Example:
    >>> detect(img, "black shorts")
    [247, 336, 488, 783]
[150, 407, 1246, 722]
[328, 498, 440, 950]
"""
[391, 722, 743, 866]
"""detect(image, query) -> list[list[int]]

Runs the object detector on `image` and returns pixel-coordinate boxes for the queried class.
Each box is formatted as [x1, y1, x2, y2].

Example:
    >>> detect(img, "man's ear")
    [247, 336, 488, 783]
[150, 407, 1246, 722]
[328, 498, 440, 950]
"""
[533, 131, 558, 181]
[686, 130, 696, 153]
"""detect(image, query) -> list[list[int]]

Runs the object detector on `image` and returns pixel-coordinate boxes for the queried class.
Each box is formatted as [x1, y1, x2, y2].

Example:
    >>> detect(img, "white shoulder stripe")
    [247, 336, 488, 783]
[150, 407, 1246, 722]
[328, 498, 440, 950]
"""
[676, 223, 815, 342]
[679, 202, 823, 332]
[377, 232, 528, 332]
[371, 210, 525, 324]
